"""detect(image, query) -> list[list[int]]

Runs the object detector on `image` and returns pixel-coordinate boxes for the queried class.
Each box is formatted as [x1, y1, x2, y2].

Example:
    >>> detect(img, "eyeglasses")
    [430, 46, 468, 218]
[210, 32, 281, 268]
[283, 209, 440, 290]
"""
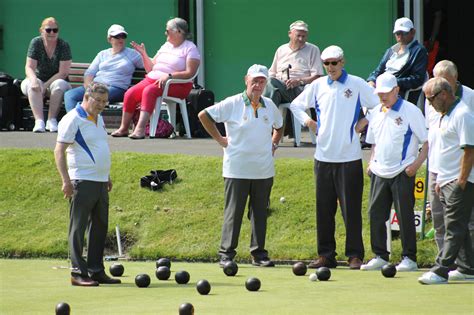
[45, 28, 59, 34]
[323, 60, 341, 66]
[89, 95, 109, 106]
[165, 29, 180, 34]
[426, 91, 442, 103]
[394, 31, 409, 36]
[112, 33, 127, 39]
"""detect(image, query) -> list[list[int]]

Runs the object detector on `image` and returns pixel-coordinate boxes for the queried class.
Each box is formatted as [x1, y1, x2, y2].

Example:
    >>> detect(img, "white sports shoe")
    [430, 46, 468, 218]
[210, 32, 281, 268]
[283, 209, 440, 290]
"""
[46, 118, 58, 132]
[418, 271, 448, 285]
[360, 256, 388, 270]
[33, 120, 45, 133]
[396, 257, 418, 271]
[448, 270, 474, 281]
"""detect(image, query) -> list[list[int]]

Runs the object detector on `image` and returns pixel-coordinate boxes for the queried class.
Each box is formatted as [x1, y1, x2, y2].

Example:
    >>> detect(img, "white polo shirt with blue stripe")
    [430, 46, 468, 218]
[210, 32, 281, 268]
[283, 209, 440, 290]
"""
[57, 105, 111, 182]
[366, 97, 427, 178]
[291, 70, 379, 162]
[435, 99, 474, 187]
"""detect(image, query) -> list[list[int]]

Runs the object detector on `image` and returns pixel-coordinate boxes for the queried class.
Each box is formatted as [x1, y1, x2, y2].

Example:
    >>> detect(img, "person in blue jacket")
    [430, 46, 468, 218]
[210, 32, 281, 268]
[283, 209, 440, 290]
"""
[367, 17, 428, 105]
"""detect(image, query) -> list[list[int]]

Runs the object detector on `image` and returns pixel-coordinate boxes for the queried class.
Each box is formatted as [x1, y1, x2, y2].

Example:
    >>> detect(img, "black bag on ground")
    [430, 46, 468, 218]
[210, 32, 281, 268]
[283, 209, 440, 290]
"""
[182, 86, 225, 138]
[0, 73, 21, 131]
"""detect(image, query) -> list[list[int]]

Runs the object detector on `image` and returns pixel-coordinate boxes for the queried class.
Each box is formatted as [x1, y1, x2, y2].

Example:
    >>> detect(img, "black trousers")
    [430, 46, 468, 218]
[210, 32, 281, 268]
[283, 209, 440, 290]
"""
[314, 159, 364, 260]
[69, 180, 109, 277]
[368, 172, 417, 262]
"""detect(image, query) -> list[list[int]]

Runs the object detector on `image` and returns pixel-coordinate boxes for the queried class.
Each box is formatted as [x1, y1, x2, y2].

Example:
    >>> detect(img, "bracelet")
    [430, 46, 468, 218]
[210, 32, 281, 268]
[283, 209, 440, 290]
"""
[272, 143, 278, 149]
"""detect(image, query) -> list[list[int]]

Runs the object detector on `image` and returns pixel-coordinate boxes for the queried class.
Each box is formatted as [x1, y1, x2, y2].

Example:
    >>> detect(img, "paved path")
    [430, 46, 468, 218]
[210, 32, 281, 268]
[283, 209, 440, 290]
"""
[0, 130, 372, 161]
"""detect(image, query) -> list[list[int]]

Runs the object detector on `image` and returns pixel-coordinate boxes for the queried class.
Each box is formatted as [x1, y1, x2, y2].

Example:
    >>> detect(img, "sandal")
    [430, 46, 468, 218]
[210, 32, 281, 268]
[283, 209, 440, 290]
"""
[111, 130, 129, 137]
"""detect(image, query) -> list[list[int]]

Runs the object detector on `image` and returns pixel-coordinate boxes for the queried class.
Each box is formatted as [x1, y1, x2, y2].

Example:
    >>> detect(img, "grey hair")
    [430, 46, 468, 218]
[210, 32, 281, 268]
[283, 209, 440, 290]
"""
[85, 82, 109, 96]
[423, 77, 453, 96]
[433, 60, 458, 78]
[167, 17, 192, 40]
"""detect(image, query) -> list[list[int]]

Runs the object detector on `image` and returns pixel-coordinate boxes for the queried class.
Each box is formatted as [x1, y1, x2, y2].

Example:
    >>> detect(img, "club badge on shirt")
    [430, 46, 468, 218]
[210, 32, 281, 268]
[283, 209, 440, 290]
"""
[344, 88, 353, 98]
[263, 115, 269, 124]
[394, 117, 403, 125]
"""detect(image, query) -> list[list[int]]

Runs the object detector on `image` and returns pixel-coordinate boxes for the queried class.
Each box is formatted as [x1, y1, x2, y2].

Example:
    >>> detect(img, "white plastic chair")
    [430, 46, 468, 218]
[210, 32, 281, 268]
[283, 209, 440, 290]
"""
[403, 72, 429, 110]
[149, 71, 198, 139]
[280, 102, 316, 147]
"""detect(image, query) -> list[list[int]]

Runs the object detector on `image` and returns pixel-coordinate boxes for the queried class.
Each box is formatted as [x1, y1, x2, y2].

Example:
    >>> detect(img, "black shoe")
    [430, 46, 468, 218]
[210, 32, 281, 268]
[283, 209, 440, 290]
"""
[252, 258, 275, 267]
[140, 175, 163, 191]
[219, 257, 233, 268]
[90, 271, 121, 284]
[150, 169, 178, 184]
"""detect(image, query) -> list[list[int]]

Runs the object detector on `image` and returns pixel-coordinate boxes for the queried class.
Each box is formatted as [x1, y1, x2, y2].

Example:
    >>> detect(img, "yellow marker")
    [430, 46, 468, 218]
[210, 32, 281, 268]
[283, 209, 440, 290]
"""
[414, 177, 425, 199]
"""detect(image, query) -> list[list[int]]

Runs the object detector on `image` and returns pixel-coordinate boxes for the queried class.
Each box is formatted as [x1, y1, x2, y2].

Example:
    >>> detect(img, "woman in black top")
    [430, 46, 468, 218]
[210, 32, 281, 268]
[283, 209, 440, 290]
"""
[21, 17, 72, 132]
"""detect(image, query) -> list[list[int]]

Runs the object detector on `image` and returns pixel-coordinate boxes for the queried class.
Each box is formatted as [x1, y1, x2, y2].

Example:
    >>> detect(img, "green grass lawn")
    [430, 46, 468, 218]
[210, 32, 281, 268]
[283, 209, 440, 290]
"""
[1, 259, 472, 314]
[0, 148, 436, 265]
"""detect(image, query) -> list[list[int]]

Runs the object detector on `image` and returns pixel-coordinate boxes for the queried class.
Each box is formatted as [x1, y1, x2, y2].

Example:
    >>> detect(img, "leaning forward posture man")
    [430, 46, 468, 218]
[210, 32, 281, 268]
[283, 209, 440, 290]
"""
[54, 82, 120, 286]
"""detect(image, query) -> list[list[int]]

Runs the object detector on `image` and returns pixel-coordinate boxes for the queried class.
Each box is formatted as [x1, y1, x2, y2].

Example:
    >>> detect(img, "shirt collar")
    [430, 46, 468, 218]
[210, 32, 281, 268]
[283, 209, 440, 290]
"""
[455, 82, 463, 98]
[75, 104, 88, 118]
[242, 91, 265, 107]
[445, 97, 461, 116]
[327, 69, 348, 85]
[391, 97, 403, 112]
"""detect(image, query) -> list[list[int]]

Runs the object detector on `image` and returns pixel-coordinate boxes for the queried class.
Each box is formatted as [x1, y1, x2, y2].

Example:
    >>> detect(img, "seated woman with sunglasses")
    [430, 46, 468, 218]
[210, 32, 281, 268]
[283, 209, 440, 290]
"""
[111, 17, 200, 139]
[21, 17, 72, 133]
[64, 24, 144, 113]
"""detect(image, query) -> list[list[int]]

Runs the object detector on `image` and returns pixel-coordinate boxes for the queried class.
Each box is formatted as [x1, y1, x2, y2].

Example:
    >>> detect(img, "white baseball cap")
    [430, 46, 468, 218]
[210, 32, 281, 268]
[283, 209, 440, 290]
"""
[290, 20, 308, 32]
[321, 45, 344, 61]
[393, 17, 413, 33]
[246, 64, 269, 79]
[374, 72, 398, 93]
[108, 24, 128, 37]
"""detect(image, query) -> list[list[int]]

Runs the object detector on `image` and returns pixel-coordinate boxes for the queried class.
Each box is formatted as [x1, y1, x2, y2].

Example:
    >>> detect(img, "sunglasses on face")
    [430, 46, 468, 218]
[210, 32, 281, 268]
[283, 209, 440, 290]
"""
[323, 60, 340, 66]
[426, 91, 441, 103]
[395, 31, 409, 36]
[112, 33, 127, 39]
[45, 28, 59, 34]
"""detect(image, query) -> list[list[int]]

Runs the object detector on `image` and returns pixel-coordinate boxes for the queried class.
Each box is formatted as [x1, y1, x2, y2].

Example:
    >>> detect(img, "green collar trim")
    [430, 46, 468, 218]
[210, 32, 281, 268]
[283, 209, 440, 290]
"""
[445, 97, 461, 116]
[242, 91, 266, 108]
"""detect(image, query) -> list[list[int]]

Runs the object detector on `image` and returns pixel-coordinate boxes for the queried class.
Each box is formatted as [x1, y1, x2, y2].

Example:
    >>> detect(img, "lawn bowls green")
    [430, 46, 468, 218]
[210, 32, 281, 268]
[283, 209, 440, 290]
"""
[223, 261, 238, 276]
[245, 277, 261, 291]
[135, 274, 151, 288]
[155, 266, 171, 280]
[109, 263, 124, 277]
[316, 267, 331, 281]
[179, 302, 194, 315]
[55, 302, 70, 315]
[196, 279, 211, 295]
[175, 270, 190, 284]
[292, 262, 307, 276]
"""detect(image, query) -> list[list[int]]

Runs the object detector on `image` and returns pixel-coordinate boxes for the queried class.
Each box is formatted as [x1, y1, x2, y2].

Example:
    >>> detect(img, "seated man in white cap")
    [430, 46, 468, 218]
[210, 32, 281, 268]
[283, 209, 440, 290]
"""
[198, 64, 283, 268]
[367, 17, 428, 105]
[265, 20, 324, 137]
[361, 72, 428, 272]
[291, 45, 379, 270]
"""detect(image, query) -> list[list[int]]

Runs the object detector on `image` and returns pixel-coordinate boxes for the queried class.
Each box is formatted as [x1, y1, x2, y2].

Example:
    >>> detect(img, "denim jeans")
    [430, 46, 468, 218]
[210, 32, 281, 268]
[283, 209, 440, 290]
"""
[64, 85, 126, 112]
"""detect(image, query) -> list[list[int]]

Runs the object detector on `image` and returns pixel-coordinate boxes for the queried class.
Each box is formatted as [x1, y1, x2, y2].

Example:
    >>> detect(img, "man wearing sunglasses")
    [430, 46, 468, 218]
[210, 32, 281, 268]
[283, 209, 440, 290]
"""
[418, 77, 474, 285]
[290, 45, 379, 270]
[367, 17, 428, 105]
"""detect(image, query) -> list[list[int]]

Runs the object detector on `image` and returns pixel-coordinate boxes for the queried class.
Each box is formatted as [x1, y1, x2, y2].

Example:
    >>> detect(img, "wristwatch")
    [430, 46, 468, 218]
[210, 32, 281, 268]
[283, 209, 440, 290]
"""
[168, 73, 173, 79]
[299, 79, 305, 86]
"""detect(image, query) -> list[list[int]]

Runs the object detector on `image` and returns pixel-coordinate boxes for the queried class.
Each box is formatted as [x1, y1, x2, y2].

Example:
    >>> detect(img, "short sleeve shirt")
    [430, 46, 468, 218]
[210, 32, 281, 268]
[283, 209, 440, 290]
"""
[27, 36, 72, 82]
[148, 40, 201, 80]
[205, 93, 283, 179]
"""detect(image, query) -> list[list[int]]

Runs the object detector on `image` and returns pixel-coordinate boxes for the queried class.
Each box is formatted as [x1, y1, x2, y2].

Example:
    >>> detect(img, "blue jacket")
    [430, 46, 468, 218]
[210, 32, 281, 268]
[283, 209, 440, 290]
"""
[367, 40, 428, 93]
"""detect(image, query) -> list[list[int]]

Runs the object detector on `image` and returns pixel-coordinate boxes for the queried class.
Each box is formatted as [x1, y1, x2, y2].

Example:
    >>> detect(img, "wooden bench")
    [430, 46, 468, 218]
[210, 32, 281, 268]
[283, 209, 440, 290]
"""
[19, 62, 146, 130]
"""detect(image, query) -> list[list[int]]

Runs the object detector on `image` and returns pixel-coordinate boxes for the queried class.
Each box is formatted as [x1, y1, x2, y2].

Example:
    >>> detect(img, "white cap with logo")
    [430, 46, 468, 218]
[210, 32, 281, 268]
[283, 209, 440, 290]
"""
[374, 72, 398, 93]
[321, 45, 344, 61]
[246, 64, 269, 79]
[393, 17, 414, 33]
[290, 20, 308, 32]
[108, 24, 128, 37]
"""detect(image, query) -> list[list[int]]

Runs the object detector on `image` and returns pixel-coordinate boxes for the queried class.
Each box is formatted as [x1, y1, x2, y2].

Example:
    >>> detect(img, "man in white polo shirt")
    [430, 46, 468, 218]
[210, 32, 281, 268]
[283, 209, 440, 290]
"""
[290, 46, 379, 269]
[54, 82, 120, 286]
[360, 72, 428, 272]
[198, 64, 283, 267]
[425, 60, 474, 254]
[418, 77, 474, 285]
